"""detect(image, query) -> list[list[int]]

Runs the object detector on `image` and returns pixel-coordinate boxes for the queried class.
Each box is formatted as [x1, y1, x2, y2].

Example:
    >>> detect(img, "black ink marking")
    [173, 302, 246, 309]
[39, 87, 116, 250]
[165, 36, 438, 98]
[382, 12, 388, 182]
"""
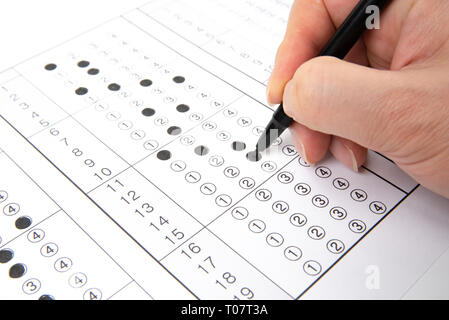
[246, 150, 262, 162]
[15, 216, 32, 230]
[232, 141, 246, 151]
[0, 249, 14, 264]
[194, 145, 209, 156]
[167, 126, 182, 136]
[108, 83, 121, 91]
[157, 150, 172, 161]
[172, 76, 185, 84]
[39, 295, 55, 300]
[9, 263, 26, 279]
[77, 60, 90, 68]
[141, 108, 155, 117]
[140, 79, 153, 87]
[75, 87, 88, 95]
[176, 104, 190, 113]
[87, 68, 99, 75]
[44, 63, 57, 71]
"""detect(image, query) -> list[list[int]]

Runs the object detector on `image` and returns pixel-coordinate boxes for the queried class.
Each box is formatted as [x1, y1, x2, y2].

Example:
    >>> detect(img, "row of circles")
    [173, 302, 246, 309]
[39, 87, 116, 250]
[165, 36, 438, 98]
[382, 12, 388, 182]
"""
[294, 162, 388, 212]
[88, 38, 226, 107]
[168, 163, 234, 207]
[171, 157, 279, 177]
[233, 204, 366, 235]
[93, 102, 222, 146]
[253, 186, 386, 217]
[65, 56, 230, 147]
[16, 228, 101, 299]
[105, 30, 254, 110]
[229, 211, 334, 276]
[22, 278, 102, 300]
[196, 108, 286, 146]
[1, 257, 101, 299]
[243, 220, 325, 276]
[275, 168, 387, 214]
[99, 34, 197, 85]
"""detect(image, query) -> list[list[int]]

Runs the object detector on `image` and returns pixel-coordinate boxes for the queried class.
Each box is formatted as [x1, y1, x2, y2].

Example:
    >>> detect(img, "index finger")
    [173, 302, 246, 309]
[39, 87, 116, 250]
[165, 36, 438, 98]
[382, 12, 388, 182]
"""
[267, 0, 361, 105]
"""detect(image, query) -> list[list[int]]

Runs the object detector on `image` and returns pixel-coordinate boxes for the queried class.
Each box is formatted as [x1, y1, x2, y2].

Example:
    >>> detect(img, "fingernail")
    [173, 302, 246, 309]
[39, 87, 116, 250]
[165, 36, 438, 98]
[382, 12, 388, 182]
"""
[266, 87, 276, 107]
[298, 140, 314, 166]
[282, 81, 295, 120]
[344, 144, 358, 172]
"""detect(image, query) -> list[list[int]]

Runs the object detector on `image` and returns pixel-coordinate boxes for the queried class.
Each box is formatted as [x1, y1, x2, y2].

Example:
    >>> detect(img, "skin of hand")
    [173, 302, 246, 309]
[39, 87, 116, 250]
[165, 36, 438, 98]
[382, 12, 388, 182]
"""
[267, 0, 449, 199]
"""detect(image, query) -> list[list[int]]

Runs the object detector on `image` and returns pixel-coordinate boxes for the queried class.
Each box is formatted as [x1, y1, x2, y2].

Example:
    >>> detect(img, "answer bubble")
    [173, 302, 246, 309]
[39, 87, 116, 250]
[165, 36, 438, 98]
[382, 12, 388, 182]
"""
[15, 216, 32, 230]
[141, 108, 156, 117]
[172, 76, 185, 84]
[194, 145, 209, 156]
[39, 295, 55, 300]
[140, 79, 153, 87]
[176, 104, 190, 113]
[0, 249, 14, 264]
[44, 63, 57, 71]
[232, 141, 246, 151]
[143, 140, 159, 150]
[87, 68, 100, 75]
[77, 60, 90, 68]
[75, 87, 88, 95]
[167, 126, 182, 136]
[246, 151, 262, 162]
[9, 263, 26, 278]
[170, 160, 186, 172]
[157, 150, 172, 161]
[108, 83, 121, 91]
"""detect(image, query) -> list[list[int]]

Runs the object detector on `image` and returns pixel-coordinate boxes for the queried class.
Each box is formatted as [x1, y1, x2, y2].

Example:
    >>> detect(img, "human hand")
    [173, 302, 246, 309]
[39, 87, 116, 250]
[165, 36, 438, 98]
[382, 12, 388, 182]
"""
[267, 0, 449, 198]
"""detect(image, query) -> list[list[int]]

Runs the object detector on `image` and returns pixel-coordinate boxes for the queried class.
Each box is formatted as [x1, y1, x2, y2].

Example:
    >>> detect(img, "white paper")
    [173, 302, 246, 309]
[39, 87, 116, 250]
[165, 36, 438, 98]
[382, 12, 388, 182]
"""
[0, 0, 448, 300]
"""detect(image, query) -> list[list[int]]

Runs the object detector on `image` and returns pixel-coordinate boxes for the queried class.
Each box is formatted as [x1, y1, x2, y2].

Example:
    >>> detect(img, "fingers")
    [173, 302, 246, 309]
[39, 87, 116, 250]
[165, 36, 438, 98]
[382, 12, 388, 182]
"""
[282, 56, 408, 152]
[289, 121, 367, 171]
[267, 0, 370, 170]
[288, 122, 331, 164]
[329, 137, 367, 171]
[267, 0, 360, 105]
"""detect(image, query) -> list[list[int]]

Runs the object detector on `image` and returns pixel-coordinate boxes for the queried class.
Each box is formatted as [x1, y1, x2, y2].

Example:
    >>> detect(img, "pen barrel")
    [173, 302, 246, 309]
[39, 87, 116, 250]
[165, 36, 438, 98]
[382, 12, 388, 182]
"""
[256, 105, 293, 152]
[273, 104, 294, 128]
[319, 0, 392, 59]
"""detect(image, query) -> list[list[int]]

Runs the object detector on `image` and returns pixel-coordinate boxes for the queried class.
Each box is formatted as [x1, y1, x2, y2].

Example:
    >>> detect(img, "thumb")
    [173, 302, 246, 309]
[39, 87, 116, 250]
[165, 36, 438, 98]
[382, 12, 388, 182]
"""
[282, 56, 409, 153]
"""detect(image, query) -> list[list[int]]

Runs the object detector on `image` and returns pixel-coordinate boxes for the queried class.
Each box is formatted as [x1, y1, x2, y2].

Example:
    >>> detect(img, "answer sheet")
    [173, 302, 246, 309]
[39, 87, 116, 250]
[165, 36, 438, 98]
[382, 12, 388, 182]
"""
[0, 0, 448, 300]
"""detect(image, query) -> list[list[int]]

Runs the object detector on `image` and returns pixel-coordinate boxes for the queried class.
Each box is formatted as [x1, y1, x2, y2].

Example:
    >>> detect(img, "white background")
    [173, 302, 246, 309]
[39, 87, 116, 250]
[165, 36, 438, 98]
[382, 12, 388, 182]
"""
[0, 0, 147, 72]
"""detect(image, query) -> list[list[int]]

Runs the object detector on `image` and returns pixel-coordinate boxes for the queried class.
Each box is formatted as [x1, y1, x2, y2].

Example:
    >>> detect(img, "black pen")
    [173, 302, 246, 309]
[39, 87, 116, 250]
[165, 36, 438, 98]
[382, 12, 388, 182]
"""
[256, 0, 392, 152]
